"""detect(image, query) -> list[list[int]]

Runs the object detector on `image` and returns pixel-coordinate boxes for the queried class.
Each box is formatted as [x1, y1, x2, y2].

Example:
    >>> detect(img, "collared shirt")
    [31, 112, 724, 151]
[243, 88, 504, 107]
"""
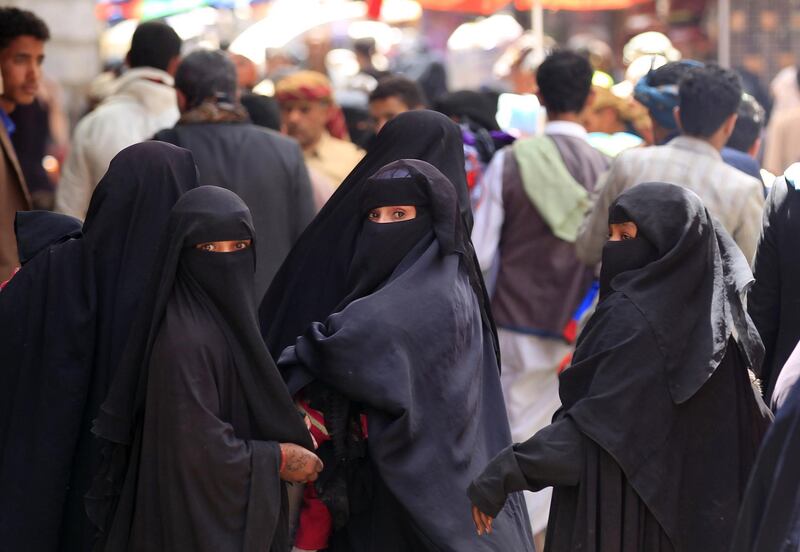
[544, 120, 588, 140]
[303, 132, 364, 187]
[576, 135, 765, 265]
[0, 107, 16, 137]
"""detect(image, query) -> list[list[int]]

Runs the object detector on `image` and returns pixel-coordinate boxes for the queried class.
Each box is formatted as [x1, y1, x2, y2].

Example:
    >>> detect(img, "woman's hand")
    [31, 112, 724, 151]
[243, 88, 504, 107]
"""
[471, 504, 493, 536]
[279, 443, 323, 483]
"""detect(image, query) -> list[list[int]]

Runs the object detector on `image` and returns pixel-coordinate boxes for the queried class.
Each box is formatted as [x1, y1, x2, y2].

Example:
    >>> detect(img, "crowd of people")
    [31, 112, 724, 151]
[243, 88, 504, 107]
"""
[2, 5, 800, 552]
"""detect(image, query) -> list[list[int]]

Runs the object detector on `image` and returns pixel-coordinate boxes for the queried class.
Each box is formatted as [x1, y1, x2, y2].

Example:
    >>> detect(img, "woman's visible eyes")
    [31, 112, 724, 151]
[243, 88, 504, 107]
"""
[621, 233, 634, 240]
[391, 209, 407, 220]
[200, 243, 216, 251]
[368, 210, 380, 219]
[234, 241, 248, 250]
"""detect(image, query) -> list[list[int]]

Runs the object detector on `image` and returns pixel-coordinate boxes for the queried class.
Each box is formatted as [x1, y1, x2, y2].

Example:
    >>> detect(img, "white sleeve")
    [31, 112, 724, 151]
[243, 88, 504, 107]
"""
[56, 127, 93, 220]
[471, 149, 506, 279]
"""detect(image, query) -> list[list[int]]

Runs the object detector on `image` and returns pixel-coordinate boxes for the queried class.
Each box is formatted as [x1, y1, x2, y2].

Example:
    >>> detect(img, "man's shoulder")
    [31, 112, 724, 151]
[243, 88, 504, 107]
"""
[73, 98, 147, 138]
[712, 158, 763, 193]
[243, 124, 300, 149]
[324, 135, 364, 157]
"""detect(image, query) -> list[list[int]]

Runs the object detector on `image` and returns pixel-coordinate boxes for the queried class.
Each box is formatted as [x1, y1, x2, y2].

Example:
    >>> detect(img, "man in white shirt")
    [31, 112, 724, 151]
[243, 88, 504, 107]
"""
[56, 21, 182, 219]
[471, 50, 608, 548]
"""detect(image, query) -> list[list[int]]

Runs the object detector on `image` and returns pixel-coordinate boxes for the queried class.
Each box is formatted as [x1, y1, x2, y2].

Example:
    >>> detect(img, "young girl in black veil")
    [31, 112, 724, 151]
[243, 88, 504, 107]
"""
[87, 186, 321, 551]
[277, 159, 533, 552]
[469, 182, 771, 552]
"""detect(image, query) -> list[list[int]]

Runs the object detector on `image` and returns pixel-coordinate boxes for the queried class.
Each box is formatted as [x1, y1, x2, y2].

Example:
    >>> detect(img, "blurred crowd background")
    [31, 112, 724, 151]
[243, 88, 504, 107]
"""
[6, 0, 796, 209]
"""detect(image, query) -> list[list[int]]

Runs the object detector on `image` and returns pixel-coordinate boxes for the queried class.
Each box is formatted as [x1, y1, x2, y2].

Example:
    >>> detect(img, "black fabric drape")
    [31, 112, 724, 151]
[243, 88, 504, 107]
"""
[0, 142, 199, 552]
[561, 184, 769, 549]
[470, 182, 771, 552]
[13, 211, 82, 265]
[731, 378, 800, 552]
[258, 110, 498, 361]
[606, 182, 764, 403]
[279, 160, 533, 551]
[87, 186, 313, 551]
[748, 176, 800, 402]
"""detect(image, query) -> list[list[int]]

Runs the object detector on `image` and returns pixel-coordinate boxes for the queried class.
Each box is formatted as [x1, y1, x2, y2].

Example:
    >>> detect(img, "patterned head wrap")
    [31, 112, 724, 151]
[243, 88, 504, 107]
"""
[275, 70, 333, 103]
[633, 59, 704, 130]
[275, 70, 349, 140]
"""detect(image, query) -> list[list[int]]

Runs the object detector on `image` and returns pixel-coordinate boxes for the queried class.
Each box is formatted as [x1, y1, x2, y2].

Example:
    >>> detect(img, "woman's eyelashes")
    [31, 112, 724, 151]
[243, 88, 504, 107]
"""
[367, 206, 416, 223]
[195, 240, 252, 252]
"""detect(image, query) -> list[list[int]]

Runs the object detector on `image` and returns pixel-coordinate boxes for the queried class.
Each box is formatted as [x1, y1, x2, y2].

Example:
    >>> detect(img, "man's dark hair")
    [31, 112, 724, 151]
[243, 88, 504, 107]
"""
[174, 50, 237, 110]
[678, 65, 742, 138]
[128, 21, 182, 71]
[535, 50, 593, 114]
[0, 7, 49, 50]
[369, 76, 427, 108]
[648, 60, 697, 87]
[726, 94, 766, 153]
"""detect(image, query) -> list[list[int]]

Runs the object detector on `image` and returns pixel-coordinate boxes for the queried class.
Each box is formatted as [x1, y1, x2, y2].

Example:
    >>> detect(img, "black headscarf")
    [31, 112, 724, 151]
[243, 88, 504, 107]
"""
[600, 181, 763, 403]
[0, 142, 199, 551]
[278, 159, 532, 551]
[557, 182, 768, 549]
[259, 109, 495, 360]
[13, 210, 82, 265]
[87, 186, 312, 550]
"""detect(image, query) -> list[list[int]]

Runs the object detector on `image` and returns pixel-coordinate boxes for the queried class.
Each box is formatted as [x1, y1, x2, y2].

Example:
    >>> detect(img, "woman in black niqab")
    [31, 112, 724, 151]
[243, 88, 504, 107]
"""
[278, 159, 533, 551]
[469, 182, 771, 552]
[86, 186, 315, 551]
[0, 142, 199, 552]
[258, 109, 498, 359]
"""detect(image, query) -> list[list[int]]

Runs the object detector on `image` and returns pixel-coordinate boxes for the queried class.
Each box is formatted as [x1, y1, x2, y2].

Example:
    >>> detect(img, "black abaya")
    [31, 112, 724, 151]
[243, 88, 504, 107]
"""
[0, 142, 199, 551]
[87, 186, 313, 551]
[469, 183, 771, 552]
[730, 378, 800, 552]
[279, 160, 533, 552]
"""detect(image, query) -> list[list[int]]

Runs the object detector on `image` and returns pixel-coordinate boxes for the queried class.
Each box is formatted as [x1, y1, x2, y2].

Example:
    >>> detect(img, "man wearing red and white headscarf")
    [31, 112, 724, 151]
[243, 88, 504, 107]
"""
[276, 70, 363, 187]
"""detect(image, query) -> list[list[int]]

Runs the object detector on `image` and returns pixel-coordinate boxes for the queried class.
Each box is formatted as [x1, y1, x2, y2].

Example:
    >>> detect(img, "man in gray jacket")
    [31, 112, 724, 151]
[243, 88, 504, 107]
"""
[154, 50, 315, 300]
[577, 64, 764, 265]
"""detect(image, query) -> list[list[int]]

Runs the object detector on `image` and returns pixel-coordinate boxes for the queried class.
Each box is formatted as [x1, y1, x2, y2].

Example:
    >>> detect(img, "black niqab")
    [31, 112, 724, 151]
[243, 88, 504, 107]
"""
[258, 110, 497, 360]
[556, 182, 769, 550]
[603, 182, 763, 403]
[13, 210, 82, 265]
[0, 142, 199, 551]
[278, 159, 532, 551]
[88, 186, 312, 551]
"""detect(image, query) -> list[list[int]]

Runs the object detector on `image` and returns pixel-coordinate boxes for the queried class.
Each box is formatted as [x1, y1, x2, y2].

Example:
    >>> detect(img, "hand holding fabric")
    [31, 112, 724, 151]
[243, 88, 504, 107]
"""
[280, 444, 323, 483]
